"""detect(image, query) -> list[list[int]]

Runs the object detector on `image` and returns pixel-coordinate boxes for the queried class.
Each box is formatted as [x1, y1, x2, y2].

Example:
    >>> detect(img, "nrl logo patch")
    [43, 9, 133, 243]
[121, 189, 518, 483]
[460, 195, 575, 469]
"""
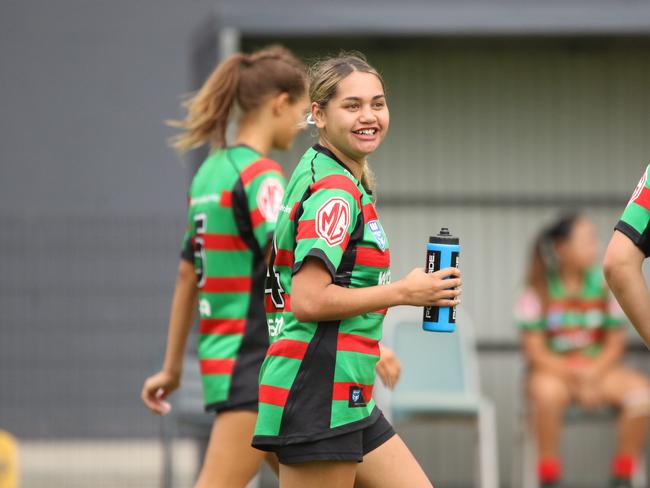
[367, 220, 386, 251]
[316, 197, 350, 246]
[349, 386, 366, 407]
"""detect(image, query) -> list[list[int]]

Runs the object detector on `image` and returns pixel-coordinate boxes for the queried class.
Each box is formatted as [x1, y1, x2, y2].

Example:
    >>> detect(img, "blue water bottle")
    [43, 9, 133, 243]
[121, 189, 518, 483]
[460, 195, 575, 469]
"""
[423, 228, 460, 333]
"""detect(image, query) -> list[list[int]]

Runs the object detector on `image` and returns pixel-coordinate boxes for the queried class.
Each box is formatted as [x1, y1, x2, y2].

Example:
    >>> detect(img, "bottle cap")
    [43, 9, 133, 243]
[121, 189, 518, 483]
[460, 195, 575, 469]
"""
[429, 227, 459, 245]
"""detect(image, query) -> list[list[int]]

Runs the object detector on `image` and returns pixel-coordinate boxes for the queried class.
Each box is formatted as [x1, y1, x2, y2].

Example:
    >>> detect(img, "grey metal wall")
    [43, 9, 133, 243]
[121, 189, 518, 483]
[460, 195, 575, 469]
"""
[0, 0, 215, 438]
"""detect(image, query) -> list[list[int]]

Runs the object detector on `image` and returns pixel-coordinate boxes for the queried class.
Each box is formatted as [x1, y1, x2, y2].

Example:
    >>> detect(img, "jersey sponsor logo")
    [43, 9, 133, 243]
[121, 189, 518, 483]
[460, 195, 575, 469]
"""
[367, 220, 386, 251]
[378, 270, 391, 285]
[199, 298, 212, 318]
[316, 197, 351, 246]
[349, 386, 366, 407]
[630, 169, 648, 204]
[267, 317, 284, 337]
[257, 179, 284, 223]
[190, 193, 220, 206]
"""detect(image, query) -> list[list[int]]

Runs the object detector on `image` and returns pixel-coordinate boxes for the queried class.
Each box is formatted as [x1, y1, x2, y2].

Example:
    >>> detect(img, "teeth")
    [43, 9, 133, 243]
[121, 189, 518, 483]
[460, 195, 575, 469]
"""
[355, 129, 376, 135]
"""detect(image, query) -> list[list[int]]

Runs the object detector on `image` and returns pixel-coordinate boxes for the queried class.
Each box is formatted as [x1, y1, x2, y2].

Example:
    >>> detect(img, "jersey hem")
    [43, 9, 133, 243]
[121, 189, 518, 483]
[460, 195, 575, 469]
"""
[252, 406, 381, 450]
[204, 397, 258, 414]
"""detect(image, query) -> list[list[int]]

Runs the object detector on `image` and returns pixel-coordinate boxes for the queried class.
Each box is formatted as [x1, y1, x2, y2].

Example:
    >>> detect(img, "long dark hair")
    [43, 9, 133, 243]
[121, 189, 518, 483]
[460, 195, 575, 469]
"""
[525, 213, 580, 307]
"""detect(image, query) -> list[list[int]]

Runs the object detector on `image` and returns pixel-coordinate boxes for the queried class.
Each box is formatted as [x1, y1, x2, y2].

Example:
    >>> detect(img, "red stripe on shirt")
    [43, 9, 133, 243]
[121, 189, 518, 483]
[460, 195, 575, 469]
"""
[265, 294, 291, 313]
[548, 299, 607, 311]
[296, 220, 318, 240]
[200, 359, 235, 375]
[289, 202, 300, 221]
[202, 233, 248, 250]
[310, 175, 362, 205]
[355, 247, 390, 268]
[267, 339, 309, 360]
[332, 382, 374, 402]
[362, 203, 378, 222]
[199, 319, 246, 335]
[201, 276, 251, 293]
[220, 191, 233, 208]
[374, 308, 388, 315]
[296, 219, 350, 250]
[259, 384, 290, 407]
[275, 249, 294, 267]
[634, 186, 650, 211]
[337, 333, 380, 356]
[240, 158, 283, 186]
[250, 208, 265, 228]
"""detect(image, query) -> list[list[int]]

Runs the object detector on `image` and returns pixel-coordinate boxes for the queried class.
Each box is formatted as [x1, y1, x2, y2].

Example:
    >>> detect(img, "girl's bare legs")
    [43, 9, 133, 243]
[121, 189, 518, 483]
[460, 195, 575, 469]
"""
[527, 370, 571, 459]
[279, 461, 357, 488]
[194, 410, 266, 488]
[599, 366, 650, 457]
[354, 434, 433, 488]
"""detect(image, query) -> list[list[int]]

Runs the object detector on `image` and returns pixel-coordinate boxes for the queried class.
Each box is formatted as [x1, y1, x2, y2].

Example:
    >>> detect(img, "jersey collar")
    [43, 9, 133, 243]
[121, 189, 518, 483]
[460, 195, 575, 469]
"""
[312, 144, 372, 195]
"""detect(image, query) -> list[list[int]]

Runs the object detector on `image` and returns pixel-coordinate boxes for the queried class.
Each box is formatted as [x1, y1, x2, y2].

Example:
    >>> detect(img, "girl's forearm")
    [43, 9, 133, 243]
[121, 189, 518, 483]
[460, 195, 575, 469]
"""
[162, 260, 199, 375]
[294, 280, 405, 322]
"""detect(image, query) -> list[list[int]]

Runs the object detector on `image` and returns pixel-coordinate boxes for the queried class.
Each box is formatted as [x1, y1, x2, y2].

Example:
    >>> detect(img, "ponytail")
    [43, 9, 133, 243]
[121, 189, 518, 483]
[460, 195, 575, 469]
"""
[168, 45, 307, 155]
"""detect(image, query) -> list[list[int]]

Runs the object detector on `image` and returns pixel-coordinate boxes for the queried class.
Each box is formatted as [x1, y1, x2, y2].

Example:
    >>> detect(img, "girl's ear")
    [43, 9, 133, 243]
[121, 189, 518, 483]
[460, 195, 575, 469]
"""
[311, 102, 326, 129]
[271, 92, 291, 116]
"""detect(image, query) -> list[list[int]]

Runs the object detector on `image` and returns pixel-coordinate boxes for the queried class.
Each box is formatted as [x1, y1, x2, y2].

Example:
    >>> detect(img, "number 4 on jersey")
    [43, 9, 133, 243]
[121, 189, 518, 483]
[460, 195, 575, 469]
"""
[265, 238, 285, 309]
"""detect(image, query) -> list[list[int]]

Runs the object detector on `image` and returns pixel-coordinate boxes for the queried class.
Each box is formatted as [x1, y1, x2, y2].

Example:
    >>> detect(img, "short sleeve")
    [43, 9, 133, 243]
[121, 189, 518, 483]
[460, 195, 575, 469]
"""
[180, 197, 195, 263]
[241, 159, 286, 250]
[515, 288, 545, 330]
[615, 164, 650, 256]
[293, 180, 361, 280]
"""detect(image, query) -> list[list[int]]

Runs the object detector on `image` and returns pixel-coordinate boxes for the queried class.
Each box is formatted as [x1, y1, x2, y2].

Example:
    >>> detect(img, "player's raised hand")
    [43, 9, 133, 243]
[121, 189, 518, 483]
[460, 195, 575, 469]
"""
[397, 267, 461, 307]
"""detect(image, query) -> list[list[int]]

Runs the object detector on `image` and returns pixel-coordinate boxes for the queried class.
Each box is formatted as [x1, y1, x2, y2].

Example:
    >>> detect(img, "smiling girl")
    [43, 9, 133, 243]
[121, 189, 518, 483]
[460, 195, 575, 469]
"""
[251, 53, 461, 488]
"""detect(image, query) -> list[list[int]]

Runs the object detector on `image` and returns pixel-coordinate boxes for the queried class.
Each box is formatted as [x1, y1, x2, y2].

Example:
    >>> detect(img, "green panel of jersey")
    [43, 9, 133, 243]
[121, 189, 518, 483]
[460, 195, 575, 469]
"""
[181, 145, 285, 411]
[253, 145, 390, 447]
[515, 267, 625, 356]
[615, 164, 650, 256]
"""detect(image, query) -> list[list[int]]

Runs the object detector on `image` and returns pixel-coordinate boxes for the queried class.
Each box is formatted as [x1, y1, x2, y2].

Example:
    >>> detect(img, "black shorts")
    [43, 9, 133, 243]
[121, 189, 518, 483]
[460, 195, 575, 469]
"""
[211, 399, 258, 415]
[275, 412, 396, 465]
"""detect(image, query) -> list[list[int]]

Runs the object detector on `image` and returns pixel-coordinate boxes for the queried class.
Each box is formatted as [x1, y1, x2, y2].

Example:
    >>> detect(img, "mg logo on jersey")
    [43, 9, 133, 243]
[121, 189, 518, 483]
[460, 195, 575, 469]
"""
[257, 179, 284, 223]
[316, 197, 350, 246]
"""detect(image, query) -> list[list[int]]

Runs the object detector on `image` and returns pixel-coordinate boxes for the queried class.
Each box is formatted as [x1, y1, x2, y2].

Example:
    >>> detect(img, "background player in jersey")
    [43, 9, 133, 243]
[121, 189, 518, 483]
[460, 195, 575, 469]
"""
[251, 53, 461, 488]
[140, 46, 309, 488]
[605, 164, 650, 348]
[516, 214, 650, 488]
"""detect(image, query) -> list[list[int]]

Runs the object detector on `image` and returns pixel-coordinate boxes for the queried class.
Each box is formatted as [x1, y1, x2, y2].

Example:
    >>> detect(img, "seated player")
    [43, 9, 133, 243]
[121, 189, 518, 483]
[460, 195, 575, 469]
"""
[516, 214, 650, 488]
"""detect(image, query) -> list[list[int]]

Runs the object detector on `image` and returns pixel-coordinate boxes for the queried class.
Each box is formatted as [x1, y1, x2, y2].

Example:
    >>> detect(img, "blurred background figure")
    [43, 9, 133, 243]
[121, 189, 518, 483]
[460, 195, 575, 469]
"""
[516, 214, 650, 488]
[141, 46, 309, 488]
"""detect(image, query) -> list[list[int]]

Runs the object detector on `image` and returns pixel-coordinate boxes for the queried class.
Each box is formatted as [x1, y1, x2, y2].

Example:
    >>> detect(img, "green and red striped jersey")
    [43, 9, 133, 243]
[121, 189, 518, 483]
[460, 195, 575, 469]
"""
[253, 144, 391, 448]
[515, 268, 625, 356]
[616, 164, 650, 256]
[181, 145, 286, 411]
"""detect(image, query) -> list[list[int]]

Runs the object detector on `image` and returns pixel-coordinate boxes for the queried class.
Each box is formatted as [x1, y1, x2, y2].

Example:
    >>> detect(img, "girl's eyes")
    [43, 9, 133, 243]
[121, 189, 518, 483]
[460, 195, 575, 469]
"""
[343, 102, 386, 111]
